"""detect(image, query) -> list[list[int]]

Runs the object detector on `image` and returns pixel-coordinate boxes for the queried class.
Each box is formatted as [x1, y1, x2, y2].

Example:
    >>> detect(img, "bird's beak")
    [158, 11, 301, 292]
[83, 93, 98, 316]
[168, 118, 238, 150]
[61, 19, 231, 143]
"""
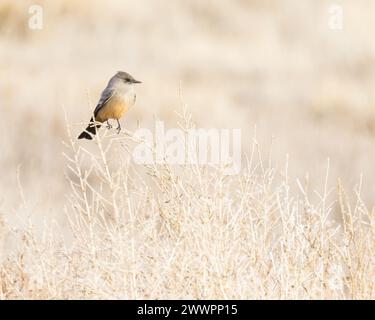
[133, 79, 142, 84]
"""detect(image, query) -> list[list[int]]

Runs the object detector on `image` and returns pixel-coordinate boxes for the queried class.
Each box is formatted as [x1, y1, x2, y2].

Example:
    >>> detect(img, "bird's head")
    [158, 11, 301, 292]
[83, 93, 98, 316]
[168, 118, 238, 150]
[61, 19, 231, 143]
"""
[115, 71, 142, 84]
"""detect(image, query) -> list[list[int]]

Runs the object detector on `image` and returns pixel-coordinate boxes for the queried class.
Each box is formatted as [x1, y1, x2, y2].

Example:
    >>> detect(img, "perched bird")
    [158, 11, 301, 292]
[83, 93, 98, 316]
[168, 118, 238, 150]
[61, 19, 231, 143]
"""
[78, 71, 141, 140]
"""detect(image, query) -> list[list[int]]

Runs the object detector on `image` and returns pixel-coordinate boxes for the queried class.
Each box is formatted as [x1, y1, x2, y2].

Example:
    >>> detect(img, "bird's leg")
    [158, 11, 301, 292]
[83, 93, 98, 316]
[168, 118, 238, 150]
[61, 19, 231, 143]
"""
[106, 120, 112, 129]
[116, 119, 121, 134]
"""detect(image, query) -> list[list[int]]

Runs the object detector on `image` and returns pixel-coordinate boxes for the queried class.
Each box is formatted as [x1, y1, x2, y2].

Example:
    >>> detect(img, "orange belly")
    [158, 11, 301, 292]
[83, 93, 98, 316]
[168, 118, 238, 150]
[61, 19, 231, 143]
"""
[96, 98, 129, 122]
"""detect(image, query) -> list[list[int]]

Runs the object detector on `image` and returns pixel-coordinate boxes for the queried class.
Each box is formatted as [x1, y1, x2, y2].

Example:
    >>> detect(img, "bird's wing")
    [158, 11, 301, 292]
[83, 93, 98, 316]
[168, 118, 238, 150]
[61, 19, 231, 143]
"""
[93, 85, 115, 118]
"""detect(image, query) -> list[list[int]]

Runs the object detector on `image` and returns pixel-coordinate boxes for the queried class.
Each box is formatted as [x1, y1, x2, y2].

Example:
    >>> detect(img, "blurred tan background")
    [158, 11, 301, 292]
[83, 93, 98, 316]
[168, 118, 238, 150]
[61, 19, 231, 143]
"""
[1, 0, 375, 220]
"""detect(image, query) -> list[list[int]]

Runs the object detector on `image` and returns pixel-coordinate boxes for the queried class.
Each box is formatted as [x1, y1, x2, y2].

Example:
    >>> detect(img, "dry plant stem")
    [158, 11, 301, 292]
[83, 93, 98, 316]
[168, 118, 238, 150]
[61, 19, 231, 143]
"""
[0, 106, 373, 299]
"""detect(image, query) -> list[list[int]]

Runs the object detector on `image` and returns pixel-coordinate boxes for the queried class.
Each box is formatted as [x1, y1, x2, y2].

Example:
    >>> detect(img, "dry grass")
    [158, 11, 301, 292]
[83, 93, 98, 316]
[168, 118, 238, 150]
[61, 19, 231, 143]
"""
[0, 108, 374, 299]
[0, 0, 374, 299]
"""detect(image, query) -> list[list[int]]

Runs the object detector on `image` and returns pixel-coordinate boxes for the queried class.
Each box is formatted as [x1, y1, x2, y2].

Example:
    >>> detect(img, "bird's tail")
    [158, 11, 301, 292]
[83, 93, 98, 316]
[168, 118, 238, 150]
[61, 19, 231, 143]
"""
[78, 117, 101, 140]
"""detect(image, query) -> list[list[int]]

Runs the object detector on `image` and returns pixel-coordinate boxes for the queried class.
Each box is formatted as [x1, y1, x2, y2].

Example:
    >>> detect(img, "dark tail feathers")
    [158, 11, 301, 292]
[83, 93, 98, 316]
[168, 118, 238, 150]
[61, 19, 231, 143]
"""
[78, 118, 101, 140]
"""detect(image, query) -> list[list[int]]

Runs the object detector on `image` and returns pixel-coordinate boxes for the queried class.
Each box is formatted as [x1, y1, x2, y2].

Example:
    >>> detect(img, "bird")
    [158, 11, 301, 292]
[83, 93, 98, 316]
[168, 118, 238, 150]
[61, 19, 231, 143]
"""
[78, 71, 141, 140]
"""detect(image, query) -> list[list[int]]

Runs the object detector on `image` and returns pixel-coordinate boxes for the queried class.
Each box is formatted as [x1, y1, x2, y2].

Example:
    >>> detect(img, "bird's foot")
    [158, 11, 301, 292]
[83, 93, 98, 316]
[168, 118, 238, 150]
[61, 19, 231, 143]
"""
[106, 121, 112, 130]
[116, 120, 121, 134]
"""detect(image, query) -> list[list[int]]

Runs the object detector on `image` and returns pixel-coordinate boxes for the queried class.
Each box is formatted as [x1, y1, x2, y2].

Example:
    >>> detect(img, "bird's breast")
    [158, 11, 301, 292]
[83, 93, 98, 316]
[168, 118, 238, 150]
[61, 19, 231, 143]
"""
[96, 85, 136, 122]
[96, 97, 128, 121]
